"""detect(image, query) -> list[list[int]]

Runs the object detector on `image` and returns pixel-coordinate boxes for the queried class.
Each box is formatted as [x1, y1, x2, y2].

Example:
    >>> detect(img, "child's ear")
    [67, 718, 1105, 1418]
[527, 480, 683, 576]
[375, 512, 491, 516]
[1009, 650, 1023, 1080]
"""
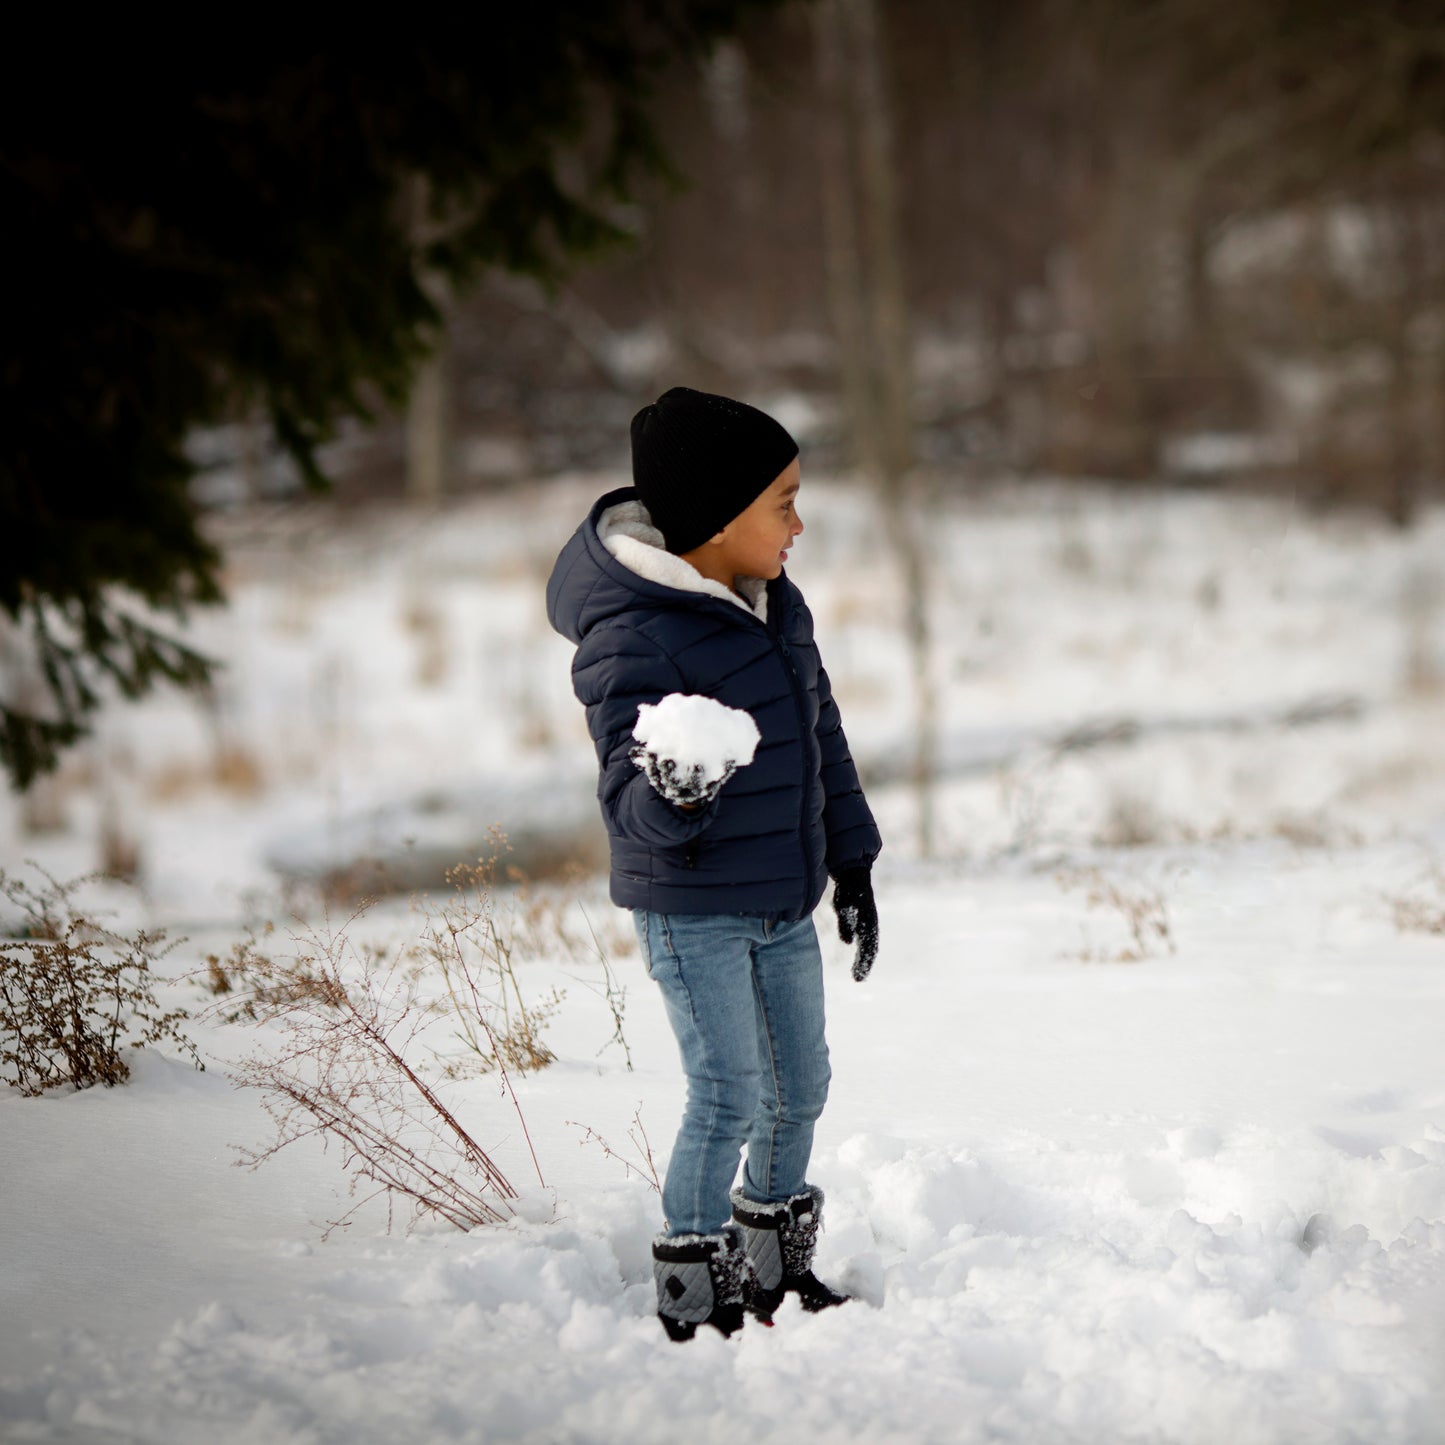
[705, 528, 727, 545]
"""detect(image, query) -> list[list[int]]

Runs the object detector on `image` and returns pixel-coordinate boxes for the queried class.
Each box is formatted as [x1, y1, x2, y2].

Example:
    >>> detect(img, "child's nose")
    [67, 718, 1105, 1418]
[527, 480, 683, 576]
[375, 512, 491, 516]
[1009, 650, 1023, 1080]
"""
[792, 511, 804, 536]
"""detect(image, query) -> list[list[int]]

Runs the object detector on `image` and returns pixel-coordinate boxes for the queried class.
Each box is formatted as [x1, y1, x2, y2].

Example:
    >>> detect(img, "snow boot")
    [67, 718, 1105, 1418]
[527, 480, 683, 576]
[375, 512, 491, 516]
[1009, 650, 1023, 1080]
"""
[731, 1184, 848, 1316]
[651, 1225, 750, 1342]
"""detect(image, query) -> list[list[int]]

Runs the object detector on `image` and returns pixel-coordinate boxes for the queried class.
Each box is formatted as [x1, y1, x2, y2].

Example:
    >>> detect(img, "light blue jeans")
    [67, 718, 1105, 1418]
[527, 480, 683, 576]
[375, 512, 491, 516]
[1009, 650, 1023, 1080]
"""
[633, 910, 831, 1237]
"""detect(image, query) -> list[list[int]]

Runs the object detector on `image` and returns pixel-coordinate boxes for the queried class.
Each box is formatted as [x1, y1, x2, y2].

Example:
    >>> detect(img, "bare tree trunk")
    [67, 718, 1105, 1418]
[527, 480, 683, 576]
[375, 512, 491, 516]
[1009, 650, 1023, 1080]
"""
[814, 0, 936, 857]
[848, 0, 914, 484]
[406, 347, 449, 505]
[407, 177, 450, 505]
[813, 4, 878, 478]
[1418, 294, 1445, 513]
[1384, 197, 1424, 529]
[239, 412, 267, 504]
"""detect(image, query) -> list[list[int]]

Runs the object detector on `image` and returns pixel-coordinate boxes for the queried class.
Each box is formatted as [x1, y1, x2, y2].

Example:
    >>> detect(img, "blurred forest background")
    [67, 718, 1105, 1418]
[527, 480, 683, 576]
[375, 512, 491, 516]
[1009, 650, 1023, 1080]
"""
[5, 0, 1445, 797]
[281, 0, 1445, 523]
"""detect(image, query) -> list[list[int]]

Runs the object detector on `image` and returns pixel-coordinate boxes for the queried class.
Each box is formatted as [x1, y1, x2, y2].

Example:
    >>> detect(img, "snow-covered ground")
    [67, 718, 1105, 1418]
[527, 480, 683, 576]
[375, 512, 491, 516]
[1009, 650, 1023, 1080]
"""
[3, 474, 1445, 1444]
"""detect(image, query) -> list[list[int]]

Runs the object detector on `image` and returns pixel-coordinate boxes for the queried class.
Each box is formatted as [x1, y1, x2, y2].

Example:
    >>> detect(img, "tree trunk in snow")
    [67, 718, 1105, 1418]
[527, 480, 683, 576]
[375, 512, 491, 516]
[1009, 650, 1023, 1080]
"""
[1383, 198, 1425, 530]
[814, 0, 936, 857]
[406, 347, 449, 505]
[407, 177, 450, 505]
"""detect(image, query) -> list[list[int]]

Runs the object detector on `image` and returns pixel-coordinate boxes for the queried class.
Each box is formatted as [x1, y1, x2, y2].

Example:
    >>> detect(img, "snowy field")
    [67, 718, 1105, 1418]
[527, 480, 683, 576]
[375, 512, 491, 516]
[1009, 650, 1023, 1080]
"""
[3, 473, 1445, 1444]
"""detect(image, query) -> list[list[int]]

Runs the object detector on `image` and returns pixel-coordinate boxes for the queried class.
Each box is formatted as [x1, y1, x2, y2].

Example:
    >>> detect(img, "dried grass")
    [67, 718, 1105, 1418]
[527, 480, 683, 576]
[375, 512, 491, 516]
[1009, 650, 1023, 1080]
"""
[0, 867, 200, 1095]
[1058, 863, 1178, 964]
[215, 835, 633, 1235]
[1383, 859, 1445, 936]
[220, 908, 532, 1237]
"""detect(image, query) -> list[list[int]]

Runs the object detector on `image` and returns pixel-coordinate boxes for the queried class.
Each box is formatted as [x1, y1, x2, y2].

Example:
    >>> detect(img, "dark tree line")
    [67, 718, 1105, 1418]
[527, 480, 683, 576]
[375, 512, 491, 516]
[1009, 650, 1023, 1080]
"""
[0, 9, 789, 789]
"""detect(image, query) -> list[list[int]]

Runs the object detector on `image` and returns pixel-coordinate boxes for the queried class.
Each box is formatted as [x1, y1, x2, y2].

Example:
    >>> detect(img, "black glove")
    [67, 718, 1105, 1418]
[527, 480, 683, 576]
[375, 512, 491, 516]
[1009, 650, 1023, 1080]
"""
[631, 745, 738, 809]
[832, 868, 879, 981]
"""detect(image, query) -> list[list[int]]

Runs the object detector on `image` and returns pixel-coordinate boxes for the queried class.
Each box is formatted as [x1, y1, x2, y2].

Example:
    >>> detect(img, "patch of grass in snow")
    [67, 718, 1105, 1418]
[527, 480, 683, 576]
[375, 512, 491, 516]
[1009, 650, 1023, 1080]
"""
[399, 592, 449, 688]
[1057, 863, 1180, 964]
[1382, 857, 1445, 937]
[148, 743, 267, 803]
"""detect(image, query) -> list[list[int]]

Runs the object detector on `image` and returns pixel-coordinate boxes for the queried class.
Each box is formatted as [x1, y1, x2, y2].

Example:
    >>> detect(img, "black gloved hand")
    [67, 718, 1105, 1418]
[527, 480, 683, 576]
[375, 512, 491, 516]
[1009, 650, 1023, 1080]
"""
[631, 745, 738, 809]
[832, 868, 879, 982]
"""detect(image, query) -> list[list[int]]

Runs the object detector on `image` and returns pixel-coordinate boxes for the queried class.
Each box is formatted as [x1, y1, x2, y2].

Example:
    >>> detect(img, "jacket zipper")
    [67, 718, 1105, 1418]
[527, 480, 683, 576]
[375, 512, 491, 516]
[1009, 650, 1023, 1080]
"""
[771, 619, 819, 899]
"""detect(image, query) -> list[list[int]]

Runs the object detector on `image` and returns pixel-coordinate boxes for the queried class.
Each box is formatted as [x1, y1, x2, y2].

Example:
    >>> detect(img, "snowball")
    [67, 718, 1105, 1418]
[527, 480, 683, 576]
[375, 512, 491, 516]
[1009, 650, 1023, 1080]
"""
[632, 693, 760, 781]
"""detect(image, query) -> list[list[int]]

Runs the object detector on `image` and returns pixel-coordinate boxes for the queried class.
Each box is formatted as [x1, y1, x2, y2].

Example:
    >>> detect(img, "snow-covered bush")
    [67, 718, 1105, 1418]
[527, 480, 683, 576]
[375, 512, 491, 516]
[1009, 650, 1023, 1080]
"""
[0, 868, 200, 1095]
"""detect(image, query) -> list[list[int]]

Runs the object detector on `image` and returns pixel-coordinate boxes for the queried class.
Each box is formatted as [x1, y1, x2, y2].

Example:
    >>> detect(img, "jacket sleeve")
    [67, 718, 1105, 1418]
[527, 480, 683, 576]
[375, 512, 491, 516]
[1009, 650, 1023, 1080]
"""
[815, 658, 882, 876]
[572, 622, 720, 850]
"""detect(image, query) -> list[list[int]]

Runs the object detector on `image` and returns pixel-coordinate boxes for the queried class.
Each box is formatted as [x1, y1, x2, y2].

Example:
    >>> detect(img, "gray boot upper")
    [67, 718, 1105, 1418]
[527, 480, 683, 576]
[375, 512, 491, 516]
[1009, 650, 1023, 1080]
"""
[729, 1184, 824, 1291]
[652, 1225, 748, 1326]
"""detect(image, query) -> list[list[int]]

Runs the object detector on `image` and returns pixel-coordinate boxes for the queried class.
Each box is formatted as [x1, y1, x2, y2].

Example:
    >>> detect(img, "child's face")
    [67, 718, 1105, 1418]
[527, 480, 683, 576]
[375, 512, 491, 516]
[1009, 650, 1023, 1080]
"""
[713, 460, 804, 582]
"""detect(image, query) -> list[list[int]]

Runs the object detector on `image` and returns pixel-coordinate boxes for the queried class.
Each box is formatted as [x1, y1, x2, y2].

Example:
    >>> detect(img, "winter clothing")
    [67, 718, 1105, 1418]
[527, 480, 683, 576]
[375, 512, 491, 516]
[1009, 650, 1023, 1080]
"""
[731, 1183, 847, 1315]
[546, 491, 880, 920]
[651, 1226, 750, 1341]
[630, 693, 758, 808]
[630, 386, 800, 555]
[831, 867, 880, 981]
[549, 415, 880, 1341]
[630, 746, 738, 809]
[633, 909, 831, 1236]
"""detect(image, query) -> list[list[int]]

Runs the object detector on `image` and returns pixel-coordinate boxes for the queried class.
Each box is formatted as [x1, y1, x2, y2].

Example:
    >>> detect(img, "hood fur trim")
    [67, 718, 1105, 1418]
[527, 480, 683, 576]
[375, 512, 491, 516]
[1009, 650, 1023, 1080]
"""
[599, 501, 768, 622]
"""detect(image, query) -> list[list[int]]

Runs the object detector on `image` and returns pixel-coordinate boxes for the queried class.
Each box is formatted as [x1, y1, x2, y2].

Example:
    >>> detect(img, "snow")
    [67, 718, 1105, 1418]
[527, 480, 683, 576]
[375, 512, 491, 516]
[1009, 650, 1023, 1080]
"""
[1161, 431, 1298, 476]
[3, 474, 1445, 1443]
[632, 693, 761, 779]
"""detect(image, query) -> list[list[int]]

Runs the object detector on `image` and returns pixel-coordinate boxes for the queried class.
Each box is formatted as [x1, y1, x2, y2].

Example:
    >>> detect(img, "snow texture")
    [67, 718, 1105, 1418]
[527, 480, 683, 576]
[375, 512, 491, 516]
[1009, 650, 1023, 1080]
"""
[633, 693, 761, 779]
[3, 476, 1445, 1443]
[632, 692, 760, 806]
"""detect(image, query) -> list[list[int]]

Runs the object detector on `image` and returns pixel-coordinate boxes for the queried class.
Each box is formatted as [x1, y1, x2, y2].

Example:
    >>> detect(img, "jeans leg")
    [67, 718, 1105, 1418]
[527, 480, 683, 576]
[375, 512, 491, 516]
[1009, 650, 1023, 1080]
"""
[633, 911, 767, 1237]
[740, 916, 831, 1205]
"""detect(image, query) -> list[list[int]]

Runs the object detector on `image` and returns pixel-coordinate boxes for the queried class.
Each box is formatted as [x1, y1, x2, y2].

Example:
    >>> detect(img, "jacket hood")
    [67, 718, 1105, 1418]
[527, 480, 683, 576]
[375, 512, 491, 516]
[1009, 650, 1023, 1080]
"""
[546, 487, 767, 645]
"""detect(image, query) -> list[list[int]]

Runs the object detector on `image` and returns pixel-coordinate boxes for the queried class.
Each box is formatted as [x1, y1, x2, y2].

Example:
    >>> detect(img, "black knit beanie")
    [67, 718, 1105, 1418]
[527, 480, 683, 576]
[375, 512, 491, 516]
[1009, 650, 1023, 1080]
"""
[630, 387, 799, 554]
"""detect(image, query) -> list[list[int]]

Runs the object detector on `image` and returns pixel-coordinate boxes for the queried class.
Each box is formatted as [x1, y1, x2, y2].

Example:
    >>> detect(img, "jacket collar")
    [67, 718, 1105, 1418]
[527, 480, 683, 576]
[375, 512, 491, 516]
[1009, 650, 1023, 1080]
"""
[598, 500, 768, 622]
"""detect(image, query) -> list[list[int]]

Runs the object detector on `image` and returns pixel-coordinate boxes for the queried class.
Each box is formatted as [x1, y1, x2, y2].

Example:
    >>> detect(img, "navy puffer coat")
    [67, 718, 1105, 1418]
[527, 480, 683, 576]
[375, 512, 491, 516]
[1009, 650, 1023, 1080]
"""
[546, 488, 880, 920]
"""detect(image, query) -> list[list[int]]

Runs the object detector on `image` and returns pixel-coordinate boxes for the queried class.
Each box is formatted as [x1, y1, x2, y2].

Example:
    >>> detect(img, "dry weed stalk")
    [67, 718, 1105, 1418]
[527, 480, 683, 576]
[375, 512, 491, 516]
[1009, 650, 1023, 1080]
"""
[206, 927, 348, 1018]
[224, 909, 526, 1236]
[401, 594, 449, 688]
[219, 840, 634, 1233]
[1058, 864, 1178, 964]
[566, 1105, 661, 1193]
[573, 906, 633, 1072]
[416, 845, 566, 1078]
[1384, 859, 1445, 936]
[1389, 896, 1445, 935]
[415, 845, 635, 1077]
[0, 866, 200, 1095]
[515, 875, 634, 1071]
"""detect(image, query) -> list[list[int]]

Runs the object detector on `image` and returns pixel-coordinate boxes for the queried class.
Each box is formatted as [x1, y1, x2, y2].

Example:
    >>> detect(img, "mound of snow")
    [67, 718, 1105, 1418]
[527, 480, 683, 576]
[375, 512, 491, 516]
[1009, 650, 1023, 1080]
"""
[632, 694, 760, 780]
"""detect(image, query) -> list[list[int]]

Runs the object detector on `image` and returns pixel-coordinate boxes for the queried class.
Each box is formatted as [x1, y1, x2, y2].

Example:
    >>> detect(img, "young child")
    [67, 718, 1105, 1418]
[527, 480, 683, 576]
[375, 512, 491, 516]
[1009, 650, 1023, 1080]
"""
[546, 386, 881, 1341]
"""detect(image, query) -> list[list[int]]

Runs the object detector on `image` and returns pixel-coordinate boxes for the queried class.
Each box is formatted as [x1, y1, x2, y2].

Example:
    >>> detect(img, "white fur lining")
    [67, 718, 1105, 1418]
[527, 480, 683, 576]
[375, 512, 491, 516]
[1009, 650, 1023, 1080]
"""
[599, 500, 768, 622]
